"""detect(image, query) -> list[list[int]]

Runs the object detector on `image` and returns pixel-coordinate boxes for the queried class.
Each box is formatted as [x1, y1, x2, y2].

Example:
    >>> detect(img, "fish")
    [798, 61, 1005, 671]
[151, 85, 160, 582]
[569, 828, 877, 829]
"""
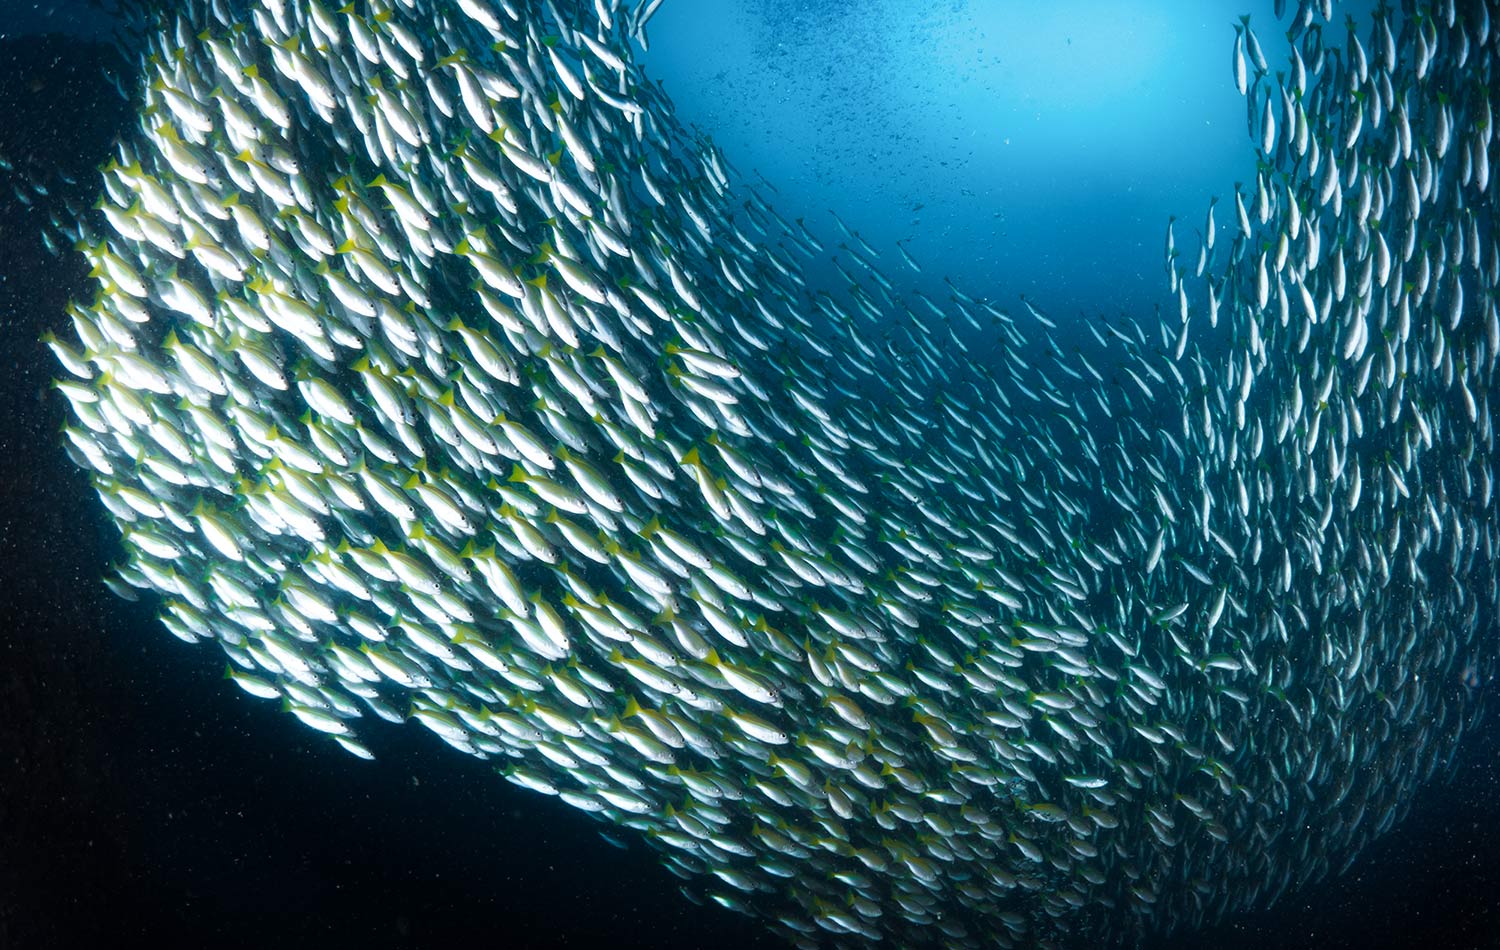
[40, 0, 1499, 947]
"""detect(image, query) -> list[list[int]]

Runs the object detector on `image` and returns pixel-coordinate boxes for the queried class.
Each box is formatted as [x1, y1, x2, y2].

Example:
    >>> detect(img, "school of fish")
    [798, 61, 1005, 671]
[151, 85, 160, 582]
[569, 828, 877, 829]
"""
[44, 0, 1498, 945]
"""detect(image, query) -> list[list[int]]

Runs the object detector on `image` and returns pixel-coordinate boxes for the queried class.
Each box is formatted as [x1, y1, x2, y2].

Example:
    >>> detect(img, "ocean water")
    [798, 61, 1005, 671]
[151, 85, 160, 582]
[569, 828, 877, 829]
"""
[641, 0, 1317, 319]
[2, 1, 1498, 948]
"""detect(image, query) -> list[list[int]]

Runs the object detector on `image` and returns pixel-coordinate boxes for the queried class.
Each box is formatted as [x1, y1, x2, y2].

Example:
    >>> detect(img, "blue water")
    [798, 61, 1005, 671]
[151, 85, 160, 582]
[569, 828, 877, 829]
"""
[0, 0, 118, 40]
[642, 0, 1375, 319]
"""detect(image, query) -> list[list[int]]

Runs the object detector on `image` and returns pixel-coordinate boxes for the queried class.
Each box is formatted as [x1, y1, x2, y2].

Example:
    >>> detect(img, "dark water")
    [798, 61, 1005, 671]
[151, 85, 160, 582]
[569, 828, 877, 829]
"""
[1, 3, 1497, 948]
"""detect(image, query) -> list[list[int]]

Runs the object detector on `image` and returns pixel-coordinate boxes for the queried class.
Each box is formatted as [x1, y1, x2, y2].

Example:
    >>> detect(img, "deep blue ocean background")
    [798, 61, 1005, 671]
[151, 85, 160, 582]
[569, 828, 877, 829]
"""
[1, 2, 1496, 948]
[640, 0, 1374, 320]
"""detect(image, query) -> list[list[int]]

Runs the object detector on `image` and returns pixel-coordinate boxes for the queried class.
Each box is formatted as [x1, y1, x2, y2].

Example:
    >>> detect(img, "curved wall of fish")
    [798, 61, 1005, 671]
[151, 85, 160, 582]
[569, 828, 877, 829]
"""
[50, 0, 1498, 945]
